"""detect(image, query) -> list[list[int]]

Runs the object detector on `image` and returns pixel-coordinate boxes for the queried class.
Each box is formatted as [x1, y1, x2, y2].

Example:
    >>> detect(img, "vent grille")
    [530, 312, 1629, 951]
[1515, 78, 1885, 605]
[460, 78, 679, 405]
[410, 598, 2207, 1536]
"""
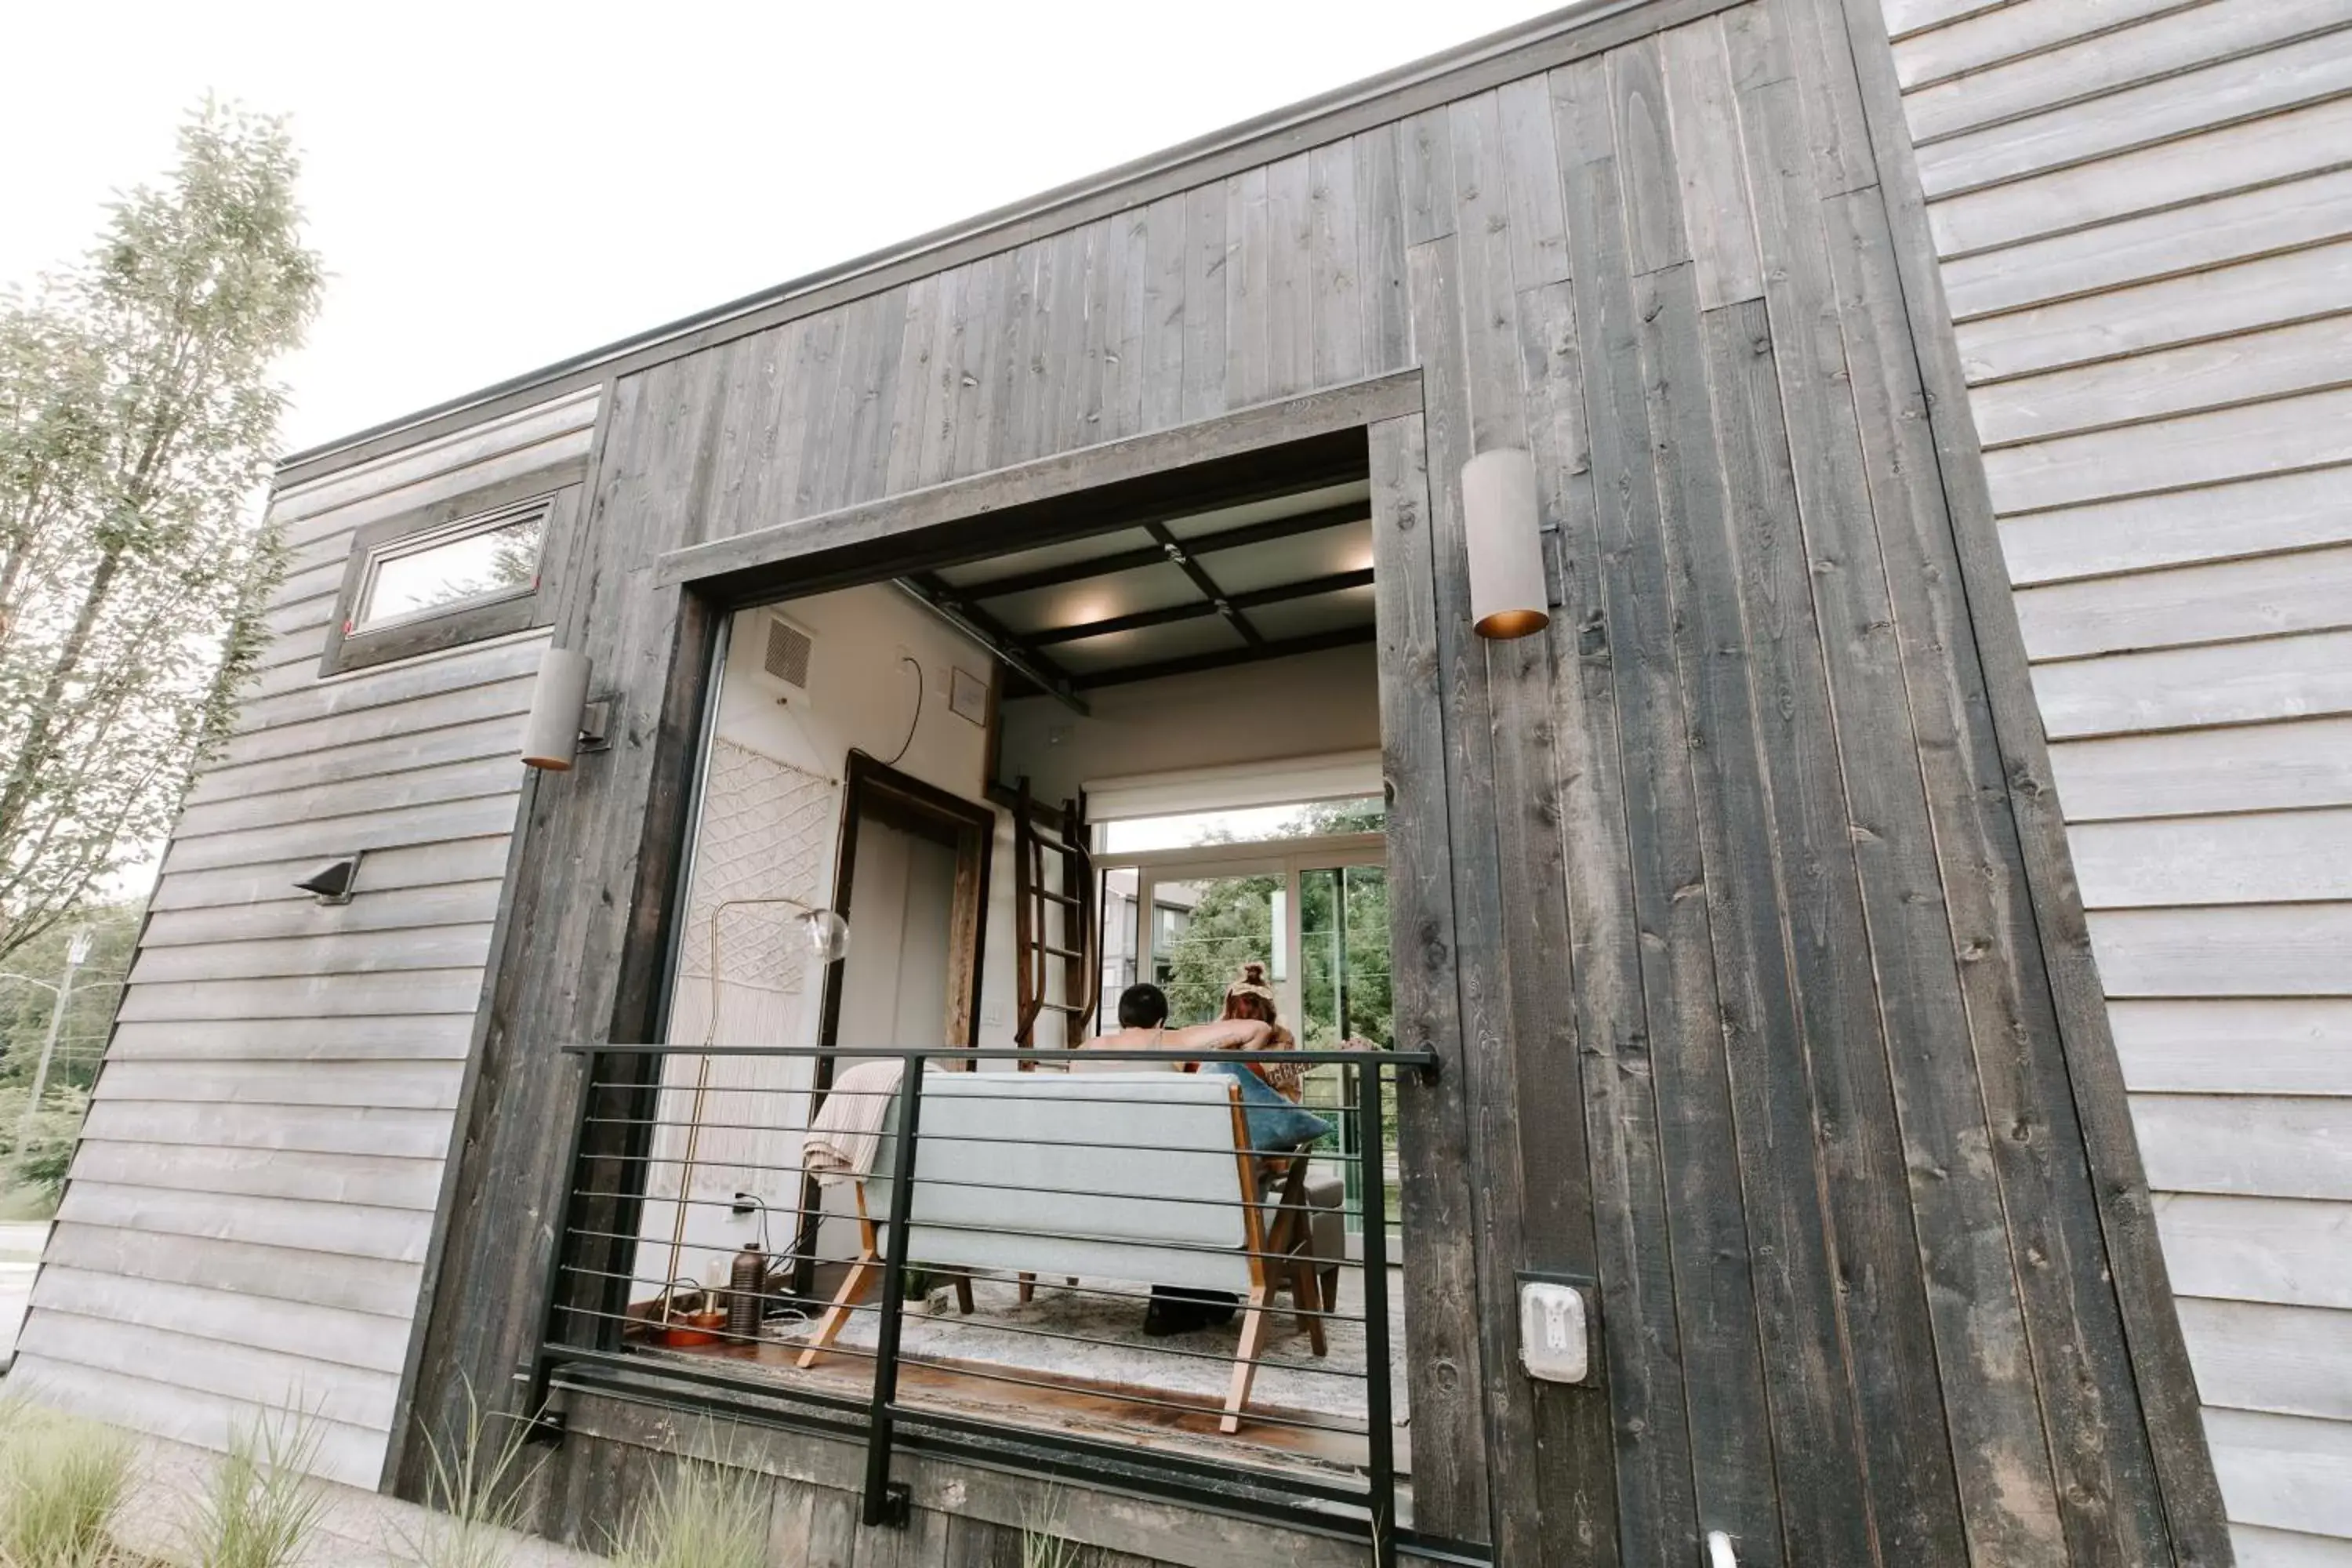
[763, 615, 814, 690]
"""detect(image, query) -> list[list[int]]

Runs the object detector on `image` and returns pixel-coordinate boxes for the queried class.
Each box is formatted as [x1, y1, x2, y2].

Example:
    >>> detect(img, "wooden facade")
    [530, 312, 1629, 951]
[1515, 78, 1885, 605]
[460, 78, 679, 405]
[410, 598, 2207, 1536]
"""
[9, 390, 597, 1486]
[27, 0, 2318, 1562]
[1875, 3, 2352, 1559]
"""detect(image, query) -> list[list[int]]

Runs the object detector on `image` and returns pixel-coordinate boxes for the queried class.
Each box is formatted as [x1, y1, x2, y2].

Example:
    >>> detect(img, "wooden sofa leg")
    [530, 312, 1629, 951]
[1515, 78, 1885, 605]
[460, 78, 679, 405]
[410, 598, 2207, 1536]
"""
[1018, 1272, 1035, 1305]
[797, 1213, 880, 1370]
[953, 1270, 975, 1315]
[1219, 1284, 1273, 1435]
[1292, 1258, 1327, 1358]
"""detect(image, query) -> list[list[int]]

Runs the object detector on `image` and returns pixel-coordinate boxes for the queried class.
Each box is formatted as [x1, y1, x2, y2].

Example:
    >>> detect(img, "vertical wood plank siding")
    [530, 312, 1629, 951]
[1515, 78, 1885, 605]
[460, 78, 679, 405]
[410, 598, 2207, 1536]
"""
[12, 390, 597, 1488]
[0, 1, 2189, 1561]
[1875, 0, 2352, 1558]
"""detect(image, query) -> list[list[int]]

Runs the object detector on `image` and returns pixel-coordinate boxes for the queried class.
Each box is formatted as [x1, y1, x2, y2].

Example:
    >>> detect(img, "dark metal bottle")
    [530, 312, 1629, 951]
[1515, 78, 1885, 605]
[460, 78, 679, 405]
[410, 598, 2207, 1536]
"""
[728, 1243, 766, 1341]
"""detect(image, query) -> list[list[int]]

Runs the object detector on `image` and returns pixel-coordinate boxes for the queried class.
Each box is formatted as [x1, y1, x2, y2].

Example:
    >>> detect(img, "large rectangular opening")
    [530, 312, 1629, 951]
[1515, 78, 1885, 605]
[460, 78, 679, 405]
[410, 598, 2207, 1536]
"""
[543, 420, 1431, 1544]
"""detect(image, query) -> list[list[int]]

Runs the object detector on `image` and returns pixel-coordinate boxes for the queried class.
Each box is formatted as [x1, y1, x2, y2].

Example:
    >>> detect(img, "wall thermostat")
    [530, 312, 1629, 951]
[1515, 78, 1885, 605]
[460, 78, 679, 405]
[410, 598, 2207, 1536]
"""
[1518, 1273, 1599, 1385]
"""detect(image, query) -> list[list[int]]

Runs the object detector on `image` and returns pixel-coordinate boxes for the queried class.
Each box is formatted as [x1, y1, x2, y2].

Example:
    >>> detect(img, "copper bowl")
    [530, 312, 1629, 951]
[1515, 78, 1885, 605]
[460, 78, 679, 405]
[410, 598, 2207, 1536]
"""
[662, 1307, 728, 1348]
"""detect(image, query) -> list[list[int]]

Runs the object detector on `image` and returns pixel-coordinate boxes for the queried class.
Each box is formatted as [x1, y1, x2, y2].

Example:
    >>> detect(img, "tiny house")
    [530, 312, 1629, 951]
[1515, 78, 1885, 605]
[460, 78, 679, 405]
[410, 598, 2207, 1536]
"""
[19, 1, 2350, 1563]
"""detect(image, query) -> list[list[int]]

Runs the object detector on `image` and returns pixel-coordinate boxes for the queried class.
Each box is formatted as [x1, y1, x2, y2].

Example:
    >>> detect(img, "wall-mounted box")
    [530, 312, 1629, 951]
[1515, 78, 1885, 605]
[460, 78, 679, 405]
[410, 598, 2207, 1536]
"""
[1518, 1272, 1599, 1386]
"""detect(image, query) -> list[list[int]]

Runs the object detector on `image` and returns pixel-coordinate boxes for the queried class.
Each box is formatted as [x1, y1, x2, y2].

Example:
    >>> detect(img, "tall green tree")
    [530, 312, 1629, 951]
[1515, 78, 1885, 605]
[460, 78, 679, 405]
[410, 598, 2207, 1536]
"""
[0, 102, 323, 961]
[1155, 795, 1392, 1040]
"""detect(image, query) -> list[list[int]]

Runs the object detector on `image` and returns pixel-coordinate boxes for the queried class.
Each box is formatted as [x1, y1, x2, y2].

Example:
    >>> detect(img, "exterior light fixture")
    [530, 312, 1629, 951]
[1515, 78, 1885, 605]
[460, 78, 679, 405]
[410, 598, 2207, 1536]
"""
[1462, 448, 1551, 640]
[521, 646, 607, 770]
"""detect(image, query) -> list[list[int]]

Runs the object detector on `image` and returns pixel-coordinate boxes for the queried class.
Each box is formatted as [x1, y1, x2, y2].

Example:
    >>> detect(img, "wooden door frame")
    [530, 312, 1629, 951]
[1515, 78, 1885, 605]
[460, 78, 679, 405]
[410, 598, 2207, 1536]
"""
[811, 747, 996, 1061]
[786, 748, 995, 1299]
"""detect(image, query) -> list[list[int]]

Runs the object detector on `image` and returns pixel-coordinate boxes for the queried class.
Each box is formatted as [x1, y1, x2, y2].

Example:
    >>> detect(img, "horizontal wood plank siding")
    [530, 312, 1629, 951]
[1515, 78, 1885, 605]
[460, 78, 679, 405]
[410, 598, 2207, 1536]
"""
[13, 390, 590, 1489]
[1882, 0, 2352, 1546]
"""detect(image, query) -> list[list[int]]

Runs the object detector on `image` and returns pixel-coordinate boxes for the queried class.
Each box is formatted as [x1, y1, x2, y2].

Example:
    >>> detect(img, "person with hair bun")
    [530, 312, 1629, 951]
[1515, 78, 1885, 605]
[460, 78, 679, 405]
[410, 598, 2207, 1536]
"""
[1218, 960, 1306, 1100]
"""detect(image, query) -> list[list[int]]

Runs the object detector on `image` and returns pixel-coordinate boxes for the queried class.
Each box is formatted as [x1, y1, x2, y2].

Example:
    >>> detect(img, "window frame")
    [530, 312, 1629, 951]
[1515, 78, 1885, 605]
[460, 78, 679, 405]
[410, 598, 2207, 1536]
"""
[318, 463, 584, 677]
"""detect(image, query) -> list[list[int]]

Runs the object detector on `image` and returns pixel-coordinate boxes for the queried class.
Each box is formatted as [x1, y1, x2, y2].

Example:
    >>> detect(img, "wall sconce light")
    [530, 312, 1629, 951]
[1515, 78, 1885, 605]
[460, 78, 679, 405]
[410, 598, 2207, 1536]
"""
[295, 853, 364, 906]
[1462, 448, 1551, 640]
[521, 647, 608, 770]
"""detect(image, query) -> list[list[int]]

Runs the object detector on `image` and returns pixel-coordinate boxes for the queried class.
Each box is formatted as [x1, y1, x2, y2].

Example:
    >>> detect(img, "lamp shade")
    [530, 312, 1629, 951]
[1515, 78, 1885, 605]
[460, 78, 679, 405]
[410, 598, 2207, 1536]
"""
[1462, 448, 1550, 640]
[796, 908, 851, 964]
[521, 647, 593, 770]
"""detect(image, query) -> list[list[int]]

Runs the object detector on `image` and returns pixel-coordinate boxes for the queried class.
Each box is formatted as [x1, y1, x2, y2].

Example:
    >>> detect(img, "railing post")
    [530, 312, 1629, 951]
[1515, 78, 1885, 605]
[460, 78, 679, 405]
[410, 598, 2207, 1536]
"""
[520, 1046, 600, 1442]
[862, 1051, 925, 1528]
[1360, 1062, 1396, 1568]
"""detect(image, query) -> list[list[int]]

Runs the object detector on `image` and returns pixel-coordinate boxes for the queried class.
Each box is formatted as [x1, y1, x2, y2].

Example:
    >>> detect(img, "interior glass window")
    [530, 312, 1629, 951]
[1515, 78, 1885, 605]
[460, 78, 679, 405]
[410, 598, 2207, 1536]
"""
[355, 502, 546, 630]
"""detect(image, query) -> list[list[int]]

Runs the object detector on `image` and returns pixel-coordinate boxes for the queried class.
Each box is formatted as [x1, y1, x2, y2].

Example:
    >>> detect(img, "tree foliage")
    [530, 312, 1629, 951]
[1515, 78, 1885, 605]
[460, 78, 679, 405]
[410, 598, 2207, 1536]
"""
[1156, 797, 1392, 1046]
[0, 898, 141, 1096]
[0, 102, 323, 962]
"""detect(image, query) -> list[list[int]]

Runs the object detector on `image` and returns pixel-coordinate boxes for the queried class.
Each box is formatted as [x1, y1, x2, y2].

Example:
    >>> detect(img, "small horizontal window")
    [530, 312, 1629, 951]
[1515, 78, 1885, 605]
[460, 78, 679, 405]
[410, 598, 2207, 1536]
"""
[353, 496, 548, 633]
[318, 464, 582, 678]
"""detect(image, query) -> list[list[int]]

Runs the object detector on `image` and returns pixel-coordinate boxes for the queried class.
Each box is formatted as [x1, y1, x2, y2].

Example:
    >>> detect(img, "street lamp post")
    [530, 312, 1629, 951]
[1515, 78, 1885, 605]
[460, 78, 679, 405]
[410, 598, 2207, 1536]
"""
[10, 928, 91, 1165]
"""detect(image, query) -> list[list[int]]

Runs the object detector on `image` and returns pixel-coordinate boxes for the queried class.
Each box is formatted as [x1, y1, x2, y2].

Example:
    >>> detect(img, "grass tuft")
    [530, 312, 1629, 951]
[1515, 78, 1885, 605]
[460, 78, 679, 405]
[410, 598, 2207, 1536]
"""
[1019, 1490, 1084, 1568]
[392, 1384, 543, 1568]
[0, 1399, 136, 1568]
[176, 1410, 327, 1568]
[606, 1452, 766, 1568]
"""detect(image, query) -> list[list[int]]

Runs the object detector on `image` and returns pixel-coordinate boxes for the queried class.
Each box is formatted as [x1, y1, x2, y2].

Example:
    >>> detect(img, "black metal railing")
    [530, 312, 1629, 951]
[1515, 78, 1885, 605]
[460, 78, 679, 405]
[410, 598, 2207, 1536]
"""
[530, 1042, 1436, 1564]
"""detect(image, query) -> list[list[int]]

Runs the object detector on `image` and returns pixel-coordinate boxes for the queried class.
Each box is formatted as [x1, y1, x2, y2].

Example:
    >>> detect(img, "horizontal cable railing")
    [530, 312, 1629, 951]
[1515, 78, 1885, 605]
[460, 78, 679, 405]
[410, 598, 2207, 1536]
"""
[532, 1041, 1435, 1565]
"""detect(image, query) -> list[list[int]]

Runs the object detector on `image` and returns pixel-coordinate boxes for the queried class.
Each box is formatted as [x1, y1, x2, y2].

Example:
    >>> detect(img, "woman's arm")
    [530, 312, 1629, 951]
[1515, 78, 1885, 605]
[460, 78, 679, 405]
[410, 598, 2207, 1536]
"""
[1164, 1017, 1272, 1053]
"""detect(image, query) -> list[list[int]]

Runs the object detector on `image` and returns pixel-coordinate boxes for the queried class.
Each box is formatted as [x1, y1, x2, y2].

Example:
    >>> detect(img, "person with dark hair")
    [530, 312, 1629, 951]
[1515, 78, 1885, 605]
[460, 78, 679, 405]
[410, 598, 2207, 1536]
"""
[1119, 982, 1170, 1029]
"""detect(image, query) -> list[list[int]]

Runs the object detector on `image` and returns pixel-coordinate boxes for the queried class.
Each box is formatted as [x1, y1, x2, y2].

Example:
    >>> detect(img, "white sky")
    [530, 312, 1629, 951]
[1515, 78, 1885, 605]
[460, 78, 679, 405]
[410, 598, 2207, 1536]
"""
[11, 0, 1552, 906]
[3, 0, 1559, 458]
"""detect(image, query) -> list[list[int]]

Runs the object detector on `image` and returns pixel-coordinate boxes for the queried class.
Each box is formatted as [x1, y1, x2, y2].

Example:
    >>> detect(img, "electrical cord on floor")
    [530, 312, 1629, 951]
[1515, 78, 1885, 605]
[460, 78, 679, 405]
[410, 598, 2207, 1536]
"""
[883, 654, 923, 766]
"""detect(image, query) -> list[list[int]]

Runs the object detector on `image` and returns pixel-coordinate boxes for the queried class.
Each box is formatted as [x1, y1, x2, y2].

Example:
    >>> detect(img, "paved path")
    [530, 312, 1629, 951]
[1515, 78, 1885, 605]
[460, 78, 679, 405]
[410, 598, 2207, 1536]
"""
[0, 1221, 43, 1370]
[115, 1434, 608, 1567]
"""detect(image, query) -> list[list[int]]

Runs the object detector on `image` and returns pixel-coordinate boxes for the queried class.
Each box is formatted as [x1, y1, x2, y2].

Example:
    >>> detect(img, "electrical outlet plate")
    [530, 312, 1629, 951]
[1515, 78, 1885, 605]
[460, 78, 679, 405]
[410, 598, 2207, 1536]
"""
[1518, 1273, 1597, 1385]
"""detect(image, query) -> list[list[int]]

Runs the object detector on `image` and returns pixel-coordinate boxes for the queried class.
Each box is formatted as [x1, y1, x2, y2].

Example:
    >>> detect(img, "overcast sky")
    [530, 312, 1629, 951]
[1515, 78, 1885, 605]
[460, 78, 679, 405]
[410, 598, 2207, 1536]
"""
[5, 0, 1559, 458]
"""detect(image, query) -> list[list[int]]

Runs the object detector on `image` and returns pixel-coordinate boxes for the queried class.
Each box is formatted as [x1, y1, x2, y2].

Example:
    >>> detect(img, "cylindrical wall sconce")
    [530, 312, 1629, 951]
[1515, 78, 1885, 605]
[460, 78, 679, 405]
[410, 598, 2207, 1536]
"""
[521, 646, 593, 770]
[1462, 448, 1551, 640]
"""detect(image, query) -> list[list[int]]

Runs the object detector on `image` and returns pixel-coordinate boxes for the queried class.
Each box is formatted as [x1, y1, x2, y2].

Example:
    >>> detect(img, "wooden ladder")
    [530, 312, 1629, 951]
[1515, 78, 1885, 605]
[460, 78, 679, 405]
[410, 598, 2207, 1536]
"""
[1011, 776, 1098, 1062]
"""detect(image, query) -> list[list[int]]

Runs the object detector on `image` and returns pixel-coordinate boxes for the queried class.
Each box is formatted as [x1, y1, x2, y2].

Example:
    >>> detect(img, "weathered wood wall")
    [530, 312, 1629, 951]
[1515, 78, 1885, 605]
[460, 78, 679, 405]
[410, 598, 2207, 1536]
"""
[532, 1392, 1368, 1568]
[12, 390, 594, 1487]
[0, 0, 2198, 1560]
[1875, 1, 2352, 1560]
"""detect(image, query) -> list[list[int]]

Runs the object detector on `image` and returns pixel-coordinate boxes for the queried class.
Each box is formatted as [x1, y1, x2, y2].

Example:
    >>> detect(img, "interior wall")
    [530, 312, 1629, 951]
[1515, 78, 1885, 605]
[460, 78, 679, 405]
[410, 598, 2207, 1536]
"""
[994, 644, 1380, 807]
[633, 582, 995, 1287]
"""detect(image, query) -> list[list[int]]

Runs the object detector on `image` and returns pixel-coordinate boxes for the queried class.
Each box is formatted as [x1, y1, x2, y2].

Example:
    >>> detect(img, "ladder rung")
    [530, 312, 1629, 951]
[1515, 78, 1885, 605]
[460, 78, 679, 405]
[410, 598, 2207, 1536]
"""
[1037, 943, 1083, 960]
[1031, 888, 1080, 907]
[1037, 1000, 1091, 1014]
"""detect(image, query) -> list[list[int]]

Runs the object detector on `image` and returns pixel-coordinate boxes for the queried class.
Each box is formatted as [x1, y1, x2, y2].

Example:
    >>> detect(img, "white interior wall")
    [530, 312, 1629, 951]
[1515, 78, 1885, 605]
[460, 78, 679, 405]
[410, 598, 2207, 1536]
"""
[633, 584, 996, 1291]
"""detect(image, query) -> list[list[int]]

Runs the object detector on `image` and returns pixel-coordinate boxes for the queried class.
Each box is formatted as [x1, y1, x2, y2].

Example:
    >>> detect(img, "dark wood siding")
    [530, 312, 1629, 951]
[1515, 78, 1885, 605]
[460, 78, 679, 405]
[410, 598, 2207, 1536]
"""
[394, 0, 2225, 1561]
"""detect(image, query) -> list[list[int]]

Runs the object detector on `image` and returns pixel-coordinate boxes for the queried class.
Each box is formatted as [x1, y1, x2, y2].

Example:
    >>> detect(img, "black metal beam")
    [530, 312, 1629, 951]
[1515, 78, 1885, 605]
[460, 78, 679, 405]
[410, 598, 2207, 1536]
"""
[1144, 520, 1263, 648]
[894, 575, 1088, 716]
[947, 500, 1370, 600]
[1069, 622, 1376, 690]
[1029, 568, 1377, 647]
